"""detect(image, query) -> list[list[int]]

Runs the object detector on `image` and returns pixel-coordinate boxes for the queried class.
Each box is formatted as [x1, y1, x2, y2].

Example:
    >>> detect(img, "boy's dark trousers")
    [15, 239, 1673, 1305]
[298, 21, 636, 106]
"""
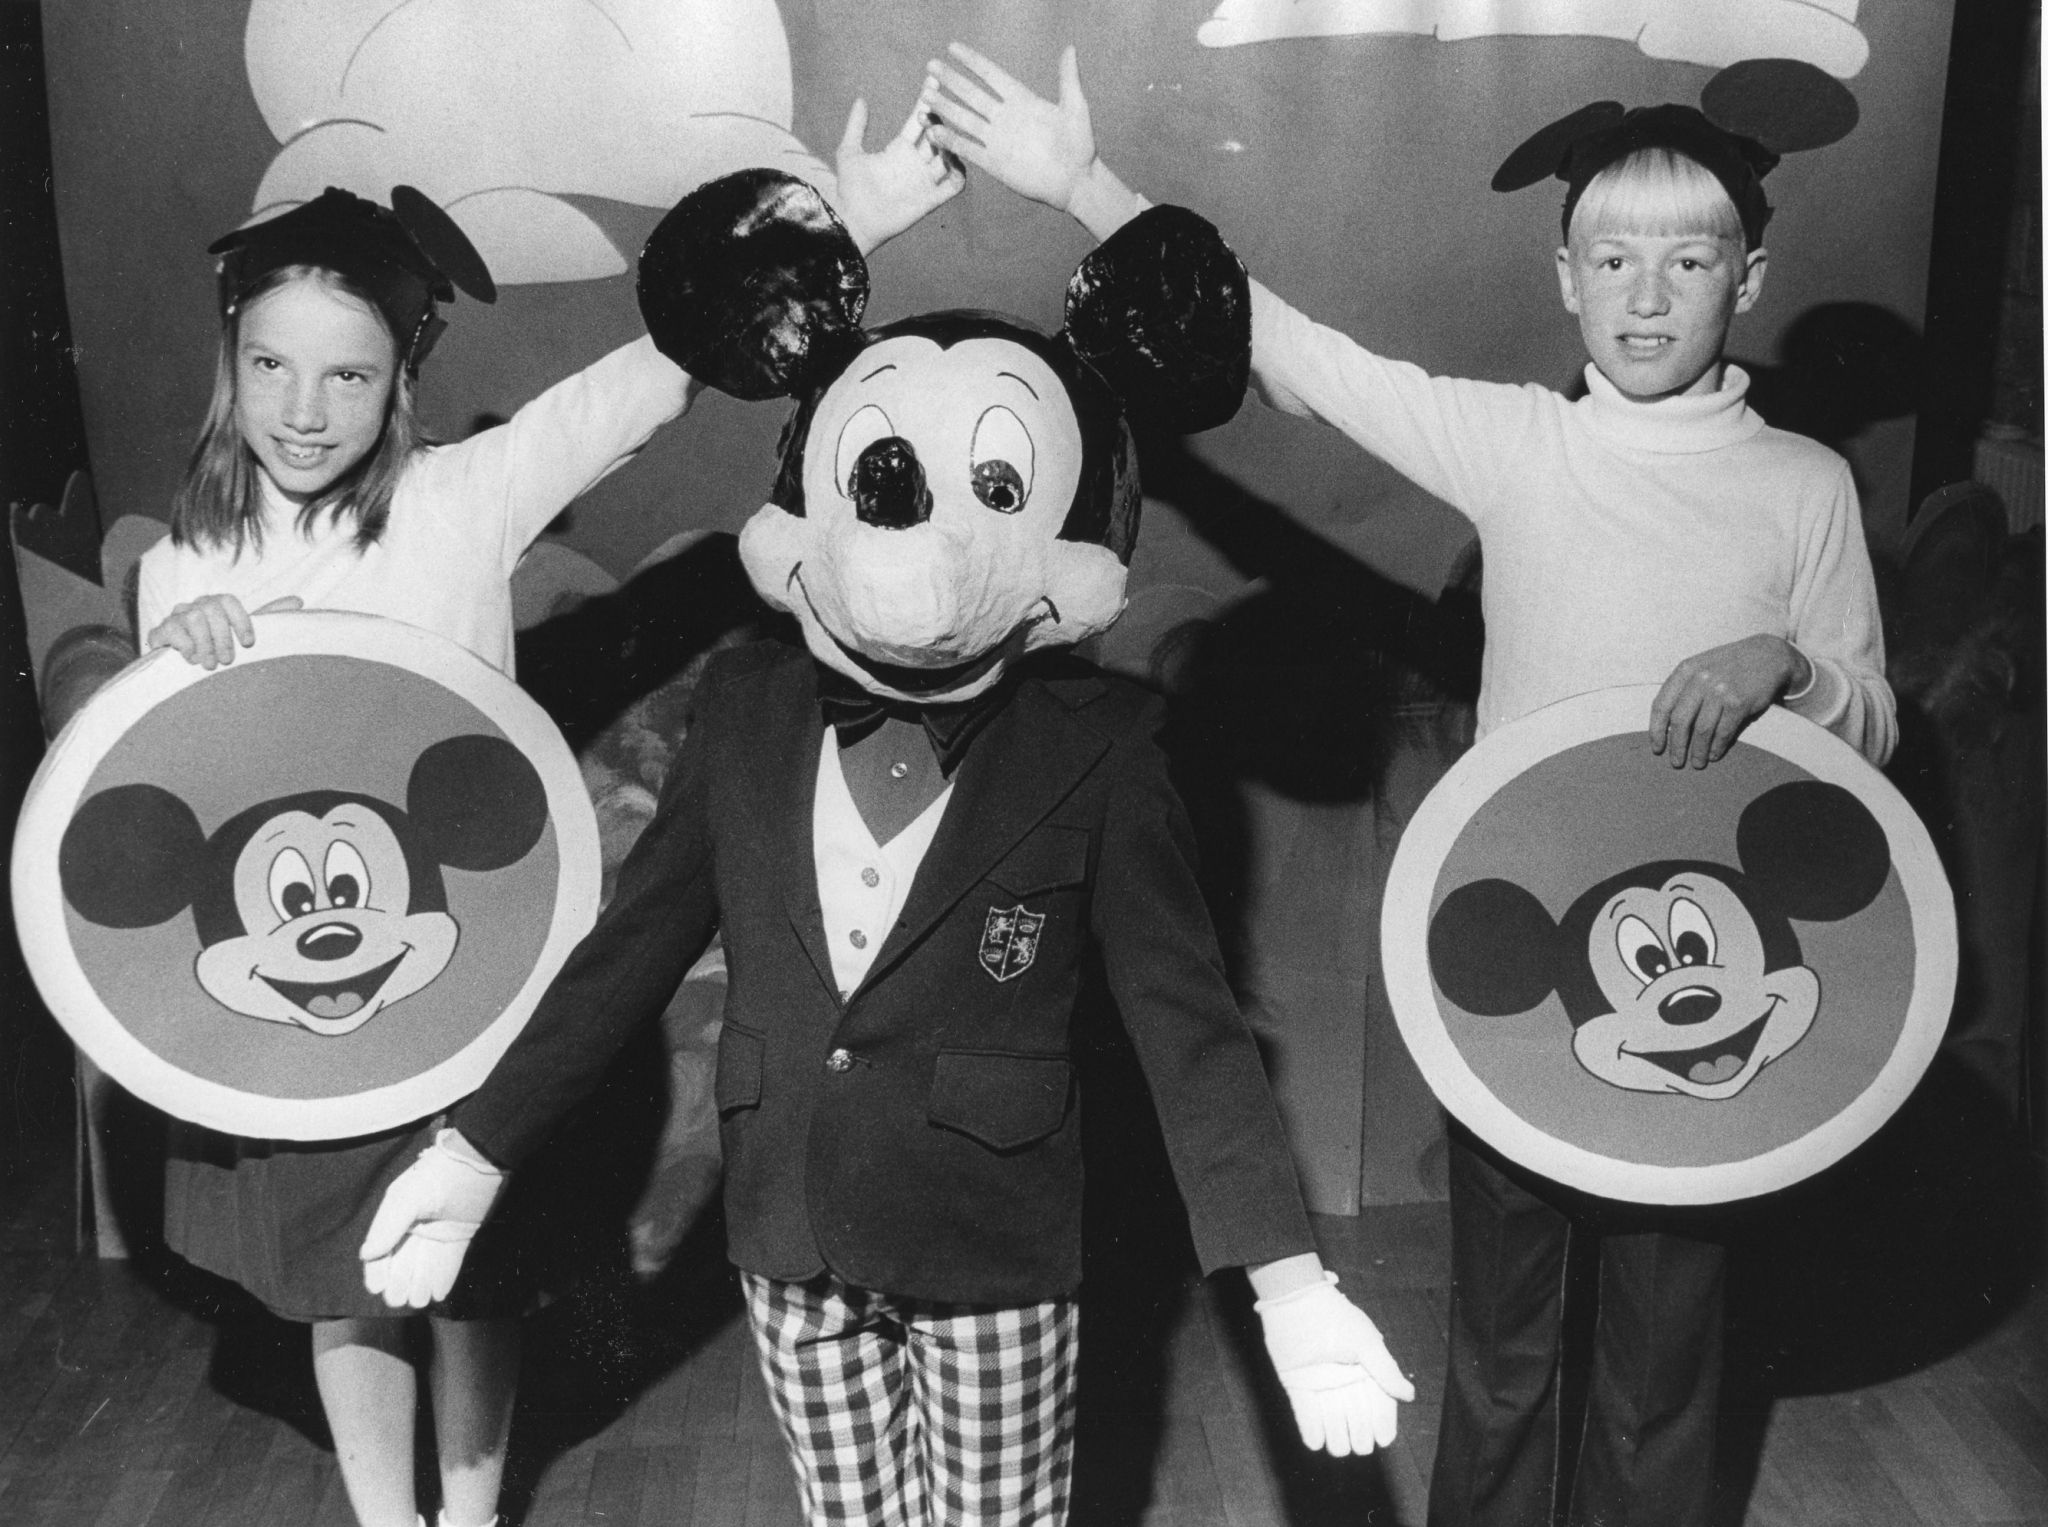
[1427, 1125, 1726, 1527]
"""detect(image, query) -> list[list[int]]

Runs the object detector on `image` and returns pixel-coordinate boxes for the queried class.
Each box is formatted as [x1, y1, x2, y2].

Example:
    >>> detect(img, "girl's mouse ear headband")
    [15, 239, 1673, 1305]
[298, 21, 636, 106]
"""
[209, 186, 496, 373]
[1492, 59, 1860, 249]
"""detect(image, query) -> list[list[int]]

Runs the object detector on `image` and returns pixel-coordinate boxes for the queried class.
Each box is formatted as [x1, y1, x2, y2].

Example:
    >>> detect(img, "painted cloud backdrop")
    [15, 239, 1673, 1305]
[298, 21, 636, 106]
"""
[1196, 0, 1870, 77]
[245, 0, 835, 284]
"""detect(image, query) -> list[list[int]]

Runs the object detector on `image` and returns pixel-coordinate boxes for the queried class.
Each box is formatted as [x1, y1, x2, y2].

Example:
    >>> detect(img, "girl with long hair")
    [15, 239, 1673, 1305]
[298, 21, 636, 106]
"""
[136, 107, 960, 1527]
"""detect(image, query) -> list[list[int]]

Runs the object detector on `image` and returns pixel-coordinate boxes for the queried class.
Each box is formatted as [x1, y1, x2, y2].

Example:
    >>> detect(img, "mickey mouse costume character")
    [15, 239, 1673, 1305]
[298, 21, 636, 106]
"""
[358, 168, 1414, 1524]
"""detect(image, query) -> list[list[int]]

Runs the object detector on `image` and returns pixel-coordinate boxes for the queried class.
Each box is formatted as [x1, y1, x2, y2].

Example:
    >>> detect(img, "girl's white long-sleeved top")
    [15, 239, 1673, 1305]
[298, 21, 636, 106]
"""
[139, 336, 691, 676]
[1249, 282, 1897, 766]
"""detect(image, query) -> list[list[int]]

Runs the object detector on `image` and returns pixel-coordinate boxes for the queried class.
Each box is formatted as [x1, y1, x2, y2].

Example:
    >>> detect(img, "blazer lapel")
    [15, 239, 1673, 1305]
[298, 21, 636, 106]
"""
[858, 676, 1109, 991]
[733, 654, 841, 1004]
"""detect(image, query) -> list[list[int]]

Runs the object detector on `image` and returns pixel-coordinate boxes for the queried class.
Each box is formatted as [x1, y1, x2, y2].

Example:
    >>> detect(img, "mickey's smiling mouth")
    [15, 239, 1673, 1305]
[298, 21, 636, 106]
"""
[260, 950, 409, 1024]
[791, 564, 1020, 697]
[1627, 997, 1780, 1087]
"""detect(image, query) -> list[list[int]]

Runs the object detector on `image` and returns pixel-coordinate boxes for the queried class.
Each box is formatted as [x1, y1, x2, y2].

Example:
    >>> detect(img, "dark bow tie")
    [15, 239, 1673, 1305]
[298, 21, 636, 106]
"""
[815, 665, 1010, 774]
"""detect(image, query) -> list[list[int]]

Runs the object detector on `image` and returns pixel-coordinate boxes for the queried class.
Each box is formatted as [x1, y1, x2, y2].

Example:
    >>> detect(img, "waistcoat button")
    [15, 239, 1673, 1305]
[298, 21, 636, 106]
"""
[826, 1048, 854, 1073]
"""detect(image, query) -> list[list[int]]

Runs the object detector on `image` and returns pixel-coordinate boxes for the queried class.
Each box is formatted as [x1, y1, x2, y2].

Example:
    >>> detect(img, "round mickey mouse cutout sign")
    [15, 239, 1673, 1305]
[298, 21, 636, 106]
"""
[1383, 687, 1955, 1204]
[12, 612, 600, 1140]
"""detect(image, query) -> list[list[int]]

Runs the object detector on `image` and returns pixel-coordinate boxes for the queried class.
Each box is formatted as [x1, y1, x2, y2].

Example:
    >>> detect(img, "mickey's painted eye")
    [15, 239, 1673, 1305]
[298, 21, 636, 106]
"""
[969, 407, 1033, 514]
[269, 848, 317, 922]
[1668, 897, 1716, 967]
[972, 460, 1026, 513]
[325, 841, 370, 910]
[835, 404, 896, 499]
[1615, 915, 1669, 984]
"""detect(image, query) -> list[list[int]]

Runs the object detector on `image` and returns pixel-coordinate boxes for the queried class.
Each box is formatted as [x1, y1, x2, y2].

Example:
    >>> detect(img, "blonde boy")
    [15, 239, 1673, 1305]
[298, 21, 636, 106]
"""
[923, 44, 1892, 1527]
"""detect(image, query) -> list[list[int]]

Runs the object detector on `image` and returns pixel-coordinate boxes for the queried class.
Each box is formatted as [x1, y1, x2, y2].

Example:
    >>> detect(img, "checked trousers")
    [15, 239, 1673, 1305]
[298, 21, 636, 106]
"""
[742, 1270, 1081, 1527]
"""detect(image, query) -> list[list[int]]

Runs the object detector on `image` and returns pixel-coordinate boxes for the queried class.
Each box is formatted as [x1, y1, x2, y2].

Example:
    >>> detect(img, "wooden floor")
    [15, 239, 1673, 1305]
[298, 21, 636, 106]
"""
[0, 1117, 2042, 1527]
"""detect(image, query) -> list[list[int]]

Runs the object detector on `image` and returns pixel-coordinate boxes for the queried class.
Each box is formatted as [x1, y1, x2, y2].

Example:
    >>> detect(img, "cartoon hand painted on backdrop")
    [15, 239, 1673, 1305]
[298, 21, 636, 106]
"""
[57, 735, 548, 1036]
[1426, 779, 1892, 1099]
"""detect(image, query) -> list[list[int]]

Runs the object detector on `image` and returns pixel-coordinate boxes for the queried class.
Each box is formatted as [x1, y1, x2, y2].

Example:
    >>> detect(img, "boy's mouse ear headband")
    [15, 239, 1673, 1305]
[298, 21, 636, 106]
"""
[209, 186, 497, 373]
[1492, 59, 1860, 248]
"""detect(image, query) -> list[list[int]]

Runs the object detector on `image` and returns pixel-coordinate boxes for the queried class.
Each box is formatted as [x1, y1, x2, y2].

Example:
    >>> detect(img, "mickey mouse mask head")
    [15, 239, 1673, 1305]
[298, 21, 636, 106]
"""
[637, 170, 1250, 704]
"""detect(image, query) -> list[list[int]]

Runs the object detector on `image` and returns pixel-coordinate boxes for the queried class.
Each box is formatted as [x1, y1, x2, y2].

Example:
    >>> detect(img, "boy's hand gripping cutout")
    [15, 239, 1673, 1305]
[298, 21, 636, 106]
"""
[146, 593, 304, 670]
[1650, 633, 1812, 768]
[833, 95, 966, 255]
[1255, 1271, 1417, 1456]
[360, 1129, 505, 1310]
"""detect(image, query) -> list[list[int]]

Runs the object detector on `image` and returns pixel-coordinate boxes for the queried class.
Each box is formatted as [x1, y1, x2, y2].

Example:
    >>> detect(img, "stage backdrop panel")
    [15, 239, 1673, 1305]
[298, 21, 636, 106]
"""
[38, 0, 1955, 1208]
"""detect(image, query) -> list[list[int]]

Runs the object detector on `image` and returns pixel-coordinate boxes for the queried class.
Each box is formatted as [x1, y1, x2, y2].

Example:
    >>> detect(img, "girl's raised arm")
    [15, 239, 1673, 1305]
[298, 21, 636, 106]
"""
[832, 92, 966, 254]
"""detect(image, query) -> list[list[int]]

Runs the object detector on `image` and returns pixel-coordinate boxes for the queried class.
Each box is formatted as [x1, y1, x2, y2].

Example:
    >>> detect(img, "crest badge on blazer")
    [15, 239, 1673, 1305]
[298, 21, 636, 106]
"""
[979, 903, 1046, 983]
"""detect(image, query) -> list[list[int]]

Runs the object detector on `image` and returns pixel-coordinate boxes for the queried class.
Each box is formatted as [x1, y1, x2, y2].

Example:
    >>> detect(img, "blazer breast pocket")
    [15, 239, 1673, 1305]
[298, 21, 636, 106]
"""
[986, 825, 1091, 898]
[927, 1050, 1073, 1153]
[715, 1022, 764, 1116]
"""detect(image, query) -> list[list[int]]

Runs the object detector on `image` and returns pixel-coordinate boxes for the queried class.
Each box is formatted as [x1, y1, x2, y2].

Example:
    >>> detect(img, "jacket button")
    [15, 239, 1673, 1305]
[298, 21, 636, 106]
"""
[826, 1048, 854, 1073]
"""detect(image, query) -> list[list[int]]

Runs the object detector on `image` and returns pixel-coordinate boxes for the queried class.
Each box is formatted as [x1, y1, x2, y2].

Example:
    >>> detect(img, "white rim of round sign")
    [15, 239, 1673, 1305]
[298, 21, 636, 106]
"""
[10, 611, 601, 1140]
[1381, 686, 1956, 1204]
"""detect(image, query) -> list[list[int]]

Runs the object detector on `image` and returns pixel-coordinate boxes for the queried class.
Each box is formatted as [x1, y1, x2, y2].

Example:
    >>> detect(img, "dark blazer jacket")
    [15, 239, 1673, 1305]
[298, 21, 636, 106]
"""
[457, 640, 1315, 1304]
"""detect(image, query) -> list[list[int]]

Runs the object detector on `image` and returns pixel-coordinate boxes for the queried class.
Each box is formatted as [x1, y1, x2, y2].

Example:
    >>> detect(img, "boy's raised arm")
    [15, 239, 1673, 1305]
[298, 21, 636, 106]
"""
[921, 43, 1149, 241]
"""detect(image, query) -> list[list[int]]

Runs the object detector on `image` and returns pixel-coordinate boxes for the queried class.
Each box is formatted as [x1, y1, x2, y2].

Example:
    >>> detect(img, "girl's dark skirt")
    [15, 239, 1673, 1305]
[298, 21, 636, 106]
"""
[164, 1114, 537, 1323]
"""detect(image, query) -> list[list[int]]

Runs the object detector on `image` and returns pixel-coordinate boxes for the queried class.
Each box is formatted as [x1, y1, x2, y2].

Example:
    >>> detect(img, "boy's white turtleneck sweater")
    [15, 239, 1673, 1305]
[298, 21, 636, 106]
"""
[1249, 282, 1896, 766]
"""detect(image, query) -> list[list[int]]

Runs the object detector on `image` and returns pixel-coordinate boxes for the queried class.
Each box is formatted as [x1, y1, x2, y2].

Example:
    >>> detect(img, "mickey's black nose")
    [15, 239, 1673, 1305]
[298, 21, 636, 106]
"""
[1658, 989, 1722, 1027]
[850, 437, 932, 529]
[297, 922, 363, 962]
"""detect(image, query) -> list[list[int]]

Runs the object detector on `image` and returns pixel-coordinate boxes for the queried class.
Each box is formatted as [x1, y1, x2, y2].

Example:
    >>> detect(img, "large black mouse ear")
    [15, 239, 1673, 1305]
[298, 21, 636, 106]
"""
[638, 169, 868, 402]
[1701, 60, 1859, 154]
[389, 185, 497, 304]
[1491, 101, 1626, 191]
[1063, 204, 1249, 434]
[59, 784, 208, 928]
[1428, 878, 1565, 1017]
[408, 735, 549, 873]
[1736, 780, 1891, 921]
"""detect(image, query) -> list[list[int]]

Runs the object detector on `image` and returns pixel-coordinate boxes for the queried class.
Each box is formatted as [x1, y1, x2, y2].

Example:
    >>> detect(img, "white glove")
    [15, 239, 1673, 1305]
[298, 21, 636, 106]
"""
[359, 1130, 506, 1310]
[1255, 1271, 1416, 1457]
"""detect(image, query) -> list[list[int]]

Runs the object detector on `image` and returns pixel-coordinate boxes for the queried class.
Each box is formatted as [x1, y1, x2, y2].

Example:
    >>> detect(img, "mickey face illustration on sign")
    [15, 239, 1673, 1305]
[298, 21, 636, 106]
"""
[58, 734, 548, 1035]
[1427, 779, 1893, 1100]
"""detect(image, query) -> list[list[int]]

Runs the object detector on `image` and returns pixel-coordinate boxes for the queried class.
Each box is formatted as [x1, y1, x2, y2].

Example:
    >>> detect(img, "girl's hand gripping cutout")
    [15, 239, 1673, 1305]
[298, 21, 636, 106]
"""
[146, 594, 305, 670]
